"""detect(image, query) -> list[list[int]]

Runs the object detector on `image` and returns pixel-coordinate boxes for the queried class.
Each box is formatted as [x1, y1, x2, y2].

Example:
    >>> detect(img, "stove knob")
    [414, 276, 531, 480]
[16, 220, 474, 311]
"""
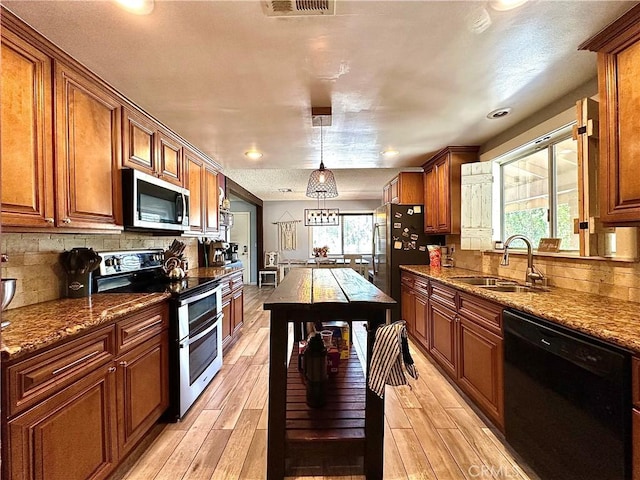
[105, 258, 114, 267]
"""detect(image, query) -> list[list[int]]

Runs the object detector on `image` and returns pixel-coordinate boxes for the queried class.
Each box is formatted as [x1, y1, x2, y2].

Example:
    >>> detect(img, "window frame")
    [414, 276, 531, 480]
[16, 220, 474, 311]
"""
[498, 123, 578, 251]
[309, 212, 374, 256]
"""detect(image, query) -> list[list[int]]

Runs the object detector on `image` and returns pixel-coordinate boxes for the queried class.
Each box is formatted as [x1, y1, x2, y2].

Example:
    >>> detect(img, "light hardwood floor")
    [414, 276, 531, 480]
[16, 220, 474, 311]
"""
[117, 285, 539, 480]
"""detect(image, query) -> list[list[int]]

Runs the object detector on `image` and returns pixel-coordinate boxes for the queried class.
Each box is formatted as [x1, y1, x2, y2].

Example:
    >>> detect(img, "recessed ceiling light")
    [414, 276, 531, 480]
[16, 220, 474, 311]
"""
[244, 150, 263, 160]
[381, 149, 400, 158]
[115, 0, 154, 15]
[489, 0, 528, 11]
[487, 107, 512, 119]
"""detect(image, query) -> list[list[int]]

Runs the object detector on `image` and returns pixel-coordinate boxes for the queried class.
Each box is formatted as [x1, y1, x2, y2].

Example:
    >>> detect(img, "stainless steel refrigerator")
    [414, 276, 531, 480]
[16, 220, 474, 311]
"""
[372, 204, 445, 321]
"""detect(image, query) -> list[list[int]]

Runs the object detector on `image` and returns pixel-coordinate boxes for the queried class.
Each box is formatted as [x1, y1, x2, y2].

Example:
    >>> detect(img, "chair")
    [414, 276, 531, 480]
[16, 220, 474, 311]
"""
[344, 254, 366, 276]
[259, 251, 279, 288]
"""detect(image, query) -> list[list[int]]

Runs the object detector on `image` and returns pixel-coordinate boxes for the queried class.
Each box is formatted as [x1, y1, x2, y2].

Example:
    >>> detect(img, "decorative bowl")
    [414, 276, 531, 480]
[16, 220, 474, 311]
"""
[1, 278, 17, 311]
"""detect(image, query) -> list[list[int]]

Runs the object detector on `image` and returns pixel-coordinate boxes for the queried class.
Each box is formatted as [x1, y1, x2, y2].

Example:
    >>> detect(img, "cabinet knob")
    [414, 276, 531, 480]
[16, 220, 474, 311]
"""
[108, 366, 116, 373]
[119, 361, 128, 367]
[45, 217, 54, 224]
[62, 218, 71, 224]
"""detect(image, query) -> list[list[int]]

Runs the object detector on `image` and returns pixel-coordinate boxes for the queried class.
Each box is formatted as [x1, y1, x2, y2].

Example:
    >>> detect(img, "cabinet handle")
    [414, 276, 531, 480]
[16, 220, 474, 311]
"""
[62, 218, 71, 224]
[45, 217, 54, 224]
[137, 319, 163, 333]
[119, 361, 128, 367]
[52, 350, 100, 375]
[108, 366, 117, 373]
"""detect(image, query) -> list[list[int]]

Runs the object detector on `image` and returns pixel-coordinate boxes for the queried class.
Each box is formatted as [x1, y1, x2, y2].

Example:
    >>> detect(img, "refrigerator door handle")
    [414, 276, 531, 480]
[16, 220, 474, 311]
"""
[373, 223, 381, 274]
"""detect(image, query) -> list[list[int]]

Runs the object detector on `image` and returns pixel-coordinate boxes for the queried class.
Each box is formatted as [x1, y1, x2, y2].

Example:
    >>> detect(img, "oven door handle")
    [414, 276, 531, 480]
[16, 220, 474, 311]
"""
[179, 312, 223, 348]
[178, 284, 222, 307]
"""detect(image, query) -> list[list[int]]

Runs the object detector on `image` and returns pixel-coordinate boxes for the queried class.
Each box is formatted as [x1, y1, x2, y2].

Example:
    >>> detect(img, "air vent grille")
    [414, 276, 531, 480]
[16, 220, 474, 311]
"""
[263, 0, 335, 16]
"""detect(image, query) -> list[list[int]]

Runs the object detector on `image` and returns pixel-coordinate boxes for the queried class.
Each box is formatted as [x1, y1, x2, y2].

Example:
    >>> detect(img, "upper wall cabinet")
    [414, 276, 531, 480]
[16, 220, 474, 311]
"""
[422, 146, 479, 234]
[0, 29, 55, 228]
[122, 108, 185, 188]
[580, 5, 640, 225]
[382, 172, 424, 205]
[55, 61, 123, 231]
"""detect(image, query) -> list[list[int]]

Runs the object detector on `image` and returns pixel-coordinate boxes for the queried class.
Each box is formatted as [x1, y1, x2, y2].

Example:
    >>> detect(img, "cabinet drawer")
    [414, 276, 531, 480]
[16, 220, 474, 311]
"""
[116, 303, 168, 354]
[230, 272, 243, 291]
[220, 278, 232, 297]
[458, 292, 503, 335]
[401, 273, 415, 288]
[6, 325, 116, 417]
[414, 277, 429, 298]
[430, 281, 456, 309]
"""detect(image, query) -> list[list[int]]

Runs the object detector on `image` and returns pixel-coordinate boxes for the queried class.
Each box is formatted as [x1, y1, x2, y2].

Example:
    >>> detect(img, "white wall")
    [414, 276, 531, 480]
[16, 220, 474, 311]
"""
[263, 199, 381, 259]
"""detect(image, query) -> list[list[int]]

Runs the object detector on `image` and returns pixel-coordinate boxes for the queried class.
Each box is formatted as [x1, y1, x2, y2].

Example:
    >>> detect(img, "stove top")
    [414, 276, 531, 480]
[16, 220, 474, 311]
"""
[93, 249, 219, 299]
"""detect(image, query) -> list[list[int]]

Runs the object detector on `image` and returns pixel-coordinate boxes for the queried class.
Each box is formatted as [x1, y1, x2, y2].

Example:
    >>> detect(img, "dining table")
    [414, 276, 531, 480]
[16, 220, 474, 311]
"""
[263, 267, 396, 479]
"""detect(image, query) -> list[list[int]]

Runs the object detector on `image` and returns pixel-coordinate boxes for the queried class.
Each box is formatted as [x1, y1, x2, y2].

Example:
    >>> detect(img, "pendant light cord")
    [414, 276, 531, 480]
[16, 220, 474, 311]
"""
[319, 116, 324, 170]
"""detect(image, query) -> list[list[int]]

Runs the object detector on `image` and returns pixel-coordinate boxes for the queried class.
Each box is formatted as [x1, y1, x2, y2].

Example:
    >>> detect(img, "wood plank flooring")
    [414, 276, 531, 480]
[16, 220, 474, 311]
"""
[115, 285, 539, 480]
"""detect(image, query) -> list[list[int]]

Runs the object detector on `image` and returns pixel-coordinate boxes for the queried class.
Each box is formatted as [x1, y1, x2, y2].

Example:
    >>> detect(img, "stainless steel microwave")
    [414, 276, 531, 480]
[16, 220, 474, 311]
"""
[122, 169, 190, 231]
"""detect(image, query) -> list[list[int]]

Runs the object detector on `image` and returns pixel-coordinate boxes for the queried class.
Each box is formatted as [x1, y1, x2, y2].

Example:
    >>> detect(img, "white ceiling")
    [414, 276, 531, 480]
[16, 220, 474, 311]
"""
[2, 0, 634, 200]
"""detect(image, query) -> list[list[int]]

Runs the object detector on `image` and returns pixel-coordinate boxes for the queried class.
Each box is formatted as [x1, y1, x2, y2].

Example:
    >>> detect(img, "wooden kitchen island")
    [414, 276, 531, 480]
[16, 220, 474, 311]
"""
[263, 268, 396, 479]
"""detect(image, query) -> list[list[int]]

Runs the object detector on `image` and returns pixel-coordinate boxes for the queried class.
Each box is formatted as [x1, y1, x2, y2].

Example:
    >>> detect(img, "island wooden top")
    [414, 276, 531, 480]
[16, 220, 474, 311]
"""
[263, 268, 395, 311]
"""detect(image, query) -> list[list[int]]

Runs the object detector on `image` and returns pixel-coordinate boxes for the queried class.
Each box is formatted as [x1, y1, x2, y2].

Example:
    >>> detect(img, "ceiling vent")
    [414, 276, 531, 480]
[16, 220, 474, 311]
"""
[263, 0, 336, 17]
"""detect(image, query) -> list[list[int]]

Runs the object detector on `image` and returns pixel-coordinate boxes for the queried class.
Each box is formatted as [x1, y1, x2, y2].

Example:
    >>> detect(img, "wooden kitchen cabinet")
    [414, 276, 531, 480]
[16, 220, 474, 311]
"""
[422, 146, 479, 234]
[631, 356, 640, 480]
[221, 270, 244, 349]
[381, 172, 423, 205]
[400, 271, 505, 429]
[204, 165, 220, 233]
[185, 148, 206, 234]
[580, 5, 640, 225]
[3, 302, 170, 480]
[0, 28, 55, 229]
[55, 61, 122, 231]
[7, 363, 118, 480]
[122, 107, 156, 174]
[156, 129, 184, 187]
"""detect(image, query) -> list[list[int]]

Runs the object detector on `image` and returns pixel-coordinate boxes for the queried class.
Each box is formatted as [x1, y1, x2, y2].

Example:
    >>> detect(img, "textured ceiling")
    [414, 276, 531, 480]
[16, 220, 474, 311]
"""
[2, 0, 634, 200]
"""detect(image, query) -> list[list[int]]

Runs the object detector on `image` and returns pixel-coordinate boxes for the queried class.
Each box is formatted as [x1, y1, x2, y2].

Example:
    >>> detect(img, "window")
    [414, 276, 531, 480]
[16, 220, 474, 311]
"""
[310, 213, 373, 255]
[500, 126, 579, 251]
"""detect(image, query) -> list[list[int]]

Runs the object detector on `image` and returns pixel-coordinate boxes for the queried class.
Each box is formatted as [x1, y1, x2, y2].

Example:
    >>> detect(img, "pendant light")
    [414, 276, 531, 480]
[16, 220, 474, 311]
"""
[306, 108, 338, 199]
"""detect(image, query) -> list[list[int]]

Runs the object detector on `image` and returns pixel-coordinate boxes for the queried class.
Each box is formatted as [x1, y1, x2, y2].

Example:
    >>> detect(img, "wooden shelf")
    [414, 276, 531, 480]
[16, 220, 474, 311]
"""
[285, 347, 366, 465]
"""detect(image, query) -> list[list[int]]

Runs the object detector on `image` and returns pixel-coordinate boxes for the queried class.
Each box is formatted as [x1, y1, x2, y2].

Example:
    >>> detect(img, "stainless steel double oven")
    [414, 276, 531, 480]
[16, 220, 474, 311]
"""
[95, 250, 223, 420]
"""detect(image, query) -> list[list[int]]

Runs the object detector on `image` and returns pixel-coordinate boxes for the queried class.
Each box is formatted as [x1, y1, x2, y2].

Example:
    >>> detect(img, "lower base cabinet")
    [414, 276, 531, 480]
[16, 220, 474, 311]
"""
[400, 272, 504, 429]
[222, 270, 244, 349]
[7, 364, 118, 480]
[3, 302, 169, 480]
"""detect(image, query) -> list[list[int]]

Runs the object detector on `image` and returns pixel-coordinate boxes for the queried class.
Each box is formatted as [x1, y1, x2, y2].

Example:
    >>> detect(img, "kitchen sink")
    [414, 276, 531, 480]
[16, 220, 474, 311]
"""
[451, 276, 518, 286]
[479, 285, 536, 293]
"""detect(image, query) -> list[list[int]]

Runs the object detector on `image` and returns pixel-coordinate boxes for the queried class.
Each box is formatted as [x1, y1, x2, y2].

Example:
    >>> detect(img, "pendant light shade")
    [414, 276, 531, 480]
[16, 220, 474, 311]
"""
[306, 108, 338, 199]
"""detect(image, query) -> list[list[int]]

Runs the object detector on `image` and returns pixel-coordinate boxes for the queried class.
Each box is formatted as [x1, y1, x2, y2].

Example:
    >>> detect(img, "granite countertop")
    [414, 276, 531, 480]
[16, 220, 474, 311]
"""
[1, 266, 243, 362]
[1, 293, 171, 362]
[401, 265, 640, 354]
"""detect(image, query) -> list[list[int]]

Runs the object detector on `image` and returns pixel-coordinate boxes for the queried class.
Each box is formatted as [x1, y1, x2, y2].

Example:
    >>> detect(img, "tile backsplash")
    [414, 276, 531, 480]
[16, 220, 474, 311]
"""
[0, 232, 204, 310]
[451, 238, 640, 304]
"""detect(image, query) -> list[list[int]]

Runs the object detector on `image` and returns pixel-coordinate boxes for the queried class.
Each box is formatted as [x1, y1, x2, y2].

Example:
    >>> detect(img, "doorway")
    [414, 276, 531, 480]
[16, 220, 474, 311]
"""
[231, 211, 251, 284]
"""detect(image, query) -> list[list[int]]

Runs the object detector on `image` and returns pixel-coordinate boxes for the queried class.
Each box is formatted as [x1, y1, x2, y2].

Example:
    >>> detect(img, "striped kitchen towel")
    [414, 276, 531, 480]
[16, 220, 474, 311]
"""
[368, 320, 418, 398]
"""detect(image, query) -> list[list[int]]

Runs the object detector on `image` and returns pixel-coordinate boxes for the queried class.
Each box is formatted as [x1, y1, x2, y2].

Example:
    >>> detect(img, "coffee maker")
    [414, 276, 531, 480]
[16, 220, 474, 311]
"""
[226, 243, 239, 262]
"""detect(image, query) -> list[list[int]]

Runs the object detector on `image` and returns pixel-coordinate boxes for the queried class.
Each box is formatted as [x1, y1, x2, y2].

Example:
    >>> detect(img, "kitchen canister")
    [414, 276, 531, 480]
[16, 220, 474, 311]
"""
[428, 245, 442, 267]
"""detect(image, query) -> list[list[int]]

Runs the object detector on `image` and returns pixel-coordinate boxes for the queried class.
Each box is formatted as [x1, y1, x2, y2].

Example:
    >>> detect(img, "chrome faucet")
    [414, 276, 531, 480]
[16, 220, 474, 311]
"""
[501, 235, 545, 287]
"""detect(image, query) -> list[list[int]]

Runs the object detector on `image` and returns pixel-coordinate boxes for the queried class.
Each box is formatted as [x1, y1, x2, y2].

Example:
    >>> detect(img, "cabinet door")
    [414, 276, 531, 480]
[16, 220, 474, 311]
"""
[7, 364, 118, 480]
[414, 293, 429, 349]
[382, 184, 391, 204]
[204, 166, 219, 233]
[423, 166, 437, 233]
[221, 295, 232, 348]
[458, 316, 503, 429]
[390, 177, 399, 204]
[1, 30, 55, 228]
[156, 130, 183, 187]
[185, 149, 205, 234]
[400, 285, 416, 337]
[592, 25, 640, 224]
[122, 107, 155, 175]
[116, 331, 169, 456]
[428, 300, 457, 377]
[633, 408, 640, 480]
[435, 158, 450, 232]
[232, 289, 244, 332]
[55, 62, 122, 230]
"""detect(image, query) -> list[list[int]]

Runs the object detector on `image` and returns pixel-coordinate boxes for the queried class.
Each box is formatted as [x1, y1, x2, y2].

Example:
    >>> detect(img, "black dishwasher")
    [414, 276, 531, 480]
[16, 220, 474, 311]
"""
[504, 309, 631, 480]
